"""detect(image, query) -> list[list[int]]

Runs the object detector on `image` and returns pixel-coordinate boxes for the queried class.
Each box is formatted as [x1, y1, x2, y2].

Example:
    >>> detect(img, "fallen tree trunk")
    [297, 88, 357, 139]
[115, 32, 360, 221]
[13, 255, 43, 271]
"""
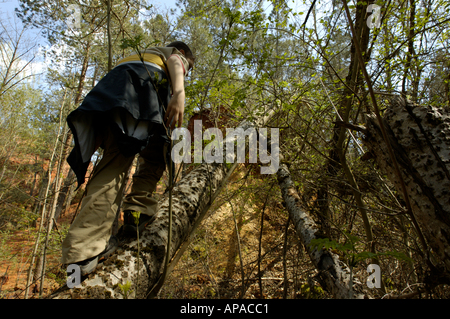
[363, 96, 450, 283]
[276, 164, 366, 299]
[48, 120, 265, 299]
[49, 161, 231, 299]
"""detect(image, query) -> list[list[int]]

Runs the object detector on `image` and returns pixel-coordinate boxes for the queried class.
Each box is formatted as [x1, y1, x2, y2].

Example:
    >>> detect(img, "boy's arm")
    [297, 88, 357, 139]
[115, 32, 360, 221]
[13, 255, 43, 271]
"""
[164, 55, 186, 130]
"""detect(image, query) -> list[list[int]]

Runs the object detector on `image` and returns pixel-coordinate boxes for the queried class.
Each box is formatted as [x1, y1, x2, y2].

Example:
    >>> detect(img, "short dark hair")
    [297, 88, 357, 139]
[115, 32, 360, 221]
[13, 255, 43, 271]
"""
[167, 41, 195, 69]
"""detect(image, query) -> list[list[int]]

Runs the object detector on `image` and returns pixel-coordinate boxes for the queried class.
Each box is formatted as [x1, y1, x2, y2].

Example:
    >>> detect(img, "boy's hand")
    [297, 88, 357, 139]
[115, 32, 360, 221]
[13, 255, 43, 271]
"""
[165, 54, 186, 130]
[165, 91, 185, 130]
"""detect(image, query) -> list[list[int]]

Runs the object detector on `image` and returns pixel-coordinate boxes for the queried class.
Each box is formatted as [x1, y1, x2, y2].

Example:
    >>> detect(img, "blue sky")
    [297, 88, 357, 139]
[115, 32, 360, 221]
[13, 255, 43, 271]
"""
[0, 0, 182, 85]
[0, 0, 183, 47]
[1, 0, 182, 15]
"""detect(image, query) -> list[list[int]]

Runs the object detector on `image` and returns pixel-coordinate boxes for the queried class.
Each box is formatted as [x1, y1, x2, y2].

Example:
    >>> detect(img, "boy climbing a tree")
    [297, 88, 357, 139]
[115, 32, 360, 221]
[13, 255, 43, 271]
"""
[61, 41, 195, 276]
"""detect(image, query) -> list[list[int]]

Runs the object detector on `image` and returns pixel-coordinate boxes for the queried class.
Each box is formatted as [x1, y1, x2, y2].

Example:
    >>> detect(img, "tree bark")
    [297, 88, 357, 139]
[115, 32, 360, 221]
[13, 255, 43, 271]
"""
[53, 169, 75, 222]
[48, 161, 233, 299]
[364, 96, 450, 283]
[315, 0, 372, 240]
[47, 118, 265, 299]
[276, 164, 366, 299]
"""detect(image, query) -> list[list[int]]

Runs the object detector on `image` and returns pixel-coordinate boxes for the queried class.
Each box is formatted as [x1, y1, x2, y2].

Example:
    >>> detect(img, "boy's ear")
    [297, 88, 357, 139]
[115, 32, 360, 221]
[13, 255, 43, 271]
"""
[179, 49, 186, 56]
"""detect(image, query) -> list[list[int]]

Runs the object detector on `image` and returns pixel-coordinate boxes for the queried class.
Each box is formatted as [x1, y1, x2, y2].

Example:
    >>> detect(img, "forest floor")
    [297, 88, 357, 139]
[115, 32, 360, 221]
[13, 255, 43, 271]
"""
[0, 210, 73, 299]
[0, 206, 303, 299]
[4, 163, 450, 299]
[0, 228, 63, 298]
[0, 166, 327, 299]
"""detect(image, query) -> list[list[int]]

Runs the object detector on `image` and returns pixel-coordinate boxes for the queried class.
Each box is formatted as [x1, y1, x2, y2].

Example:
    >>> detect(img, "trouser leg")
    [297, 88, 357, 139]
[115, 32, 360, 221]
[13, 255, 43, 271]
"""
[61, 132, 134, 264]
[122, 138, 167, 217]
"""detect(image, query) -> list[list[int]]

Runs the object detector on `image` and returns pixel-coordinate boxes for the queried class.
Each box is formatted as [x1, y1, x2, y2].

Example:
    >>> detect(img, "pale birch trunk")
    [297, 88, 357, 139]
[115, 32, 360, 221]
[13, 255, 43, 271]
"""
[49, 162, 232, 299]
[276, 164, 366, 299]
[47, 120, 261, 299]
[363, 96, 450, 282]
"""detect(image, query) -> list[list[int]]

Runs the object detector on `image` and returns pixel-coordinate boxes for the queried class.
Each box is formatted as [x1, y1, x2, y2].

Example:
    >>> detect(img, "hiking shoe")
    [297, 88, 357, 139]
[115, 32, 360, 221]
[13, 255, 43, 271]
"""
[122, 211, 154, 237]
[74, 235, 119, 276]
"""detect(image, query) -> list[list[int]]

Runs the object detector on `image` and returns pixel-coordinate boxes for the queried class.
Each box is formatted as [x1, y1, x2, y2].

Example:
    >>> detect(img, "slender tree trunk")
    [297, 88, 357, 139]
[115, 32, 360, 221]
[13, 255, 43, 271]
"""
[401, 0, 422, 102]
[32, 252, 44, 294]
[397, 215, 418, 284]
[53, 167, 74, 222]
[276, 164, 366, 299]
[229, 201, 245, 299]
[39, 121, 68, 296]
[24, 145, 57, 298]
[25, 90, 67, 299]
[29, 155, 40, 199]
[62, 171, 77, 214]
[53, 41, 91, 220]
[315, 0, 372, 239]
[107, 0, 113, 72]
[224, 201, 243, 280]
[445, 68, 450, 109]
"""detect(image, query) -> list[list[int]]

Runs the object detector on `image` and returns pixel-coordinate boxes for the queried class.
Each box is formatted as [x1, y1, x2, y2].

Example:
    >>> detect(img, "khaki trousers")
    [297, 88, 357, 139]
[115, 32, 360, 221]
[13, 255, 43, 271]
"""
[61, 129, 167, 264]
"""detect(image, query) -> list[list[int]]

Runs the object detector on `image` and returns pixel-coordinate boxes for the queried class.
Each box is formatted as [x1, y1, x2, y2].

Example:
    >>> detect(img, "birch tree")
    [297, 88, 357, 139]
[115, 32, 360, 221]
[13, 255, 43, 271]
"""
[364, 96, 450, 285]
[48, 119, 262, 299]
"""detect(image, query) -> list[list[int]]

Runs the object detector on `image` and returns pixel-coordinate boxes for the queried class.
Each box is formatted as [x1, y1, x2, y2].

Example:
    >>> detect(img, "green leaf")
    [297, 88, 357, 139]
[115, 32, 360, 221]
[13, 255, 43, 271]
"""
[131, 211, 141, 226]
[118, 280, 132, 299]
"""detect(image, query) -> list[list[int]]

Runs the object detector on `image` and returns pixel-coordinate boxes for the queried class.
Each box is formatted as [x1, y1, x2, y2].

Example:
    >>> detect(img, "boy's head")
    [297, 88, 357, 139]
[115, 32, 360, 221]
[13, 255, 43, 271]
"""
[167, 41, 195, 73]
